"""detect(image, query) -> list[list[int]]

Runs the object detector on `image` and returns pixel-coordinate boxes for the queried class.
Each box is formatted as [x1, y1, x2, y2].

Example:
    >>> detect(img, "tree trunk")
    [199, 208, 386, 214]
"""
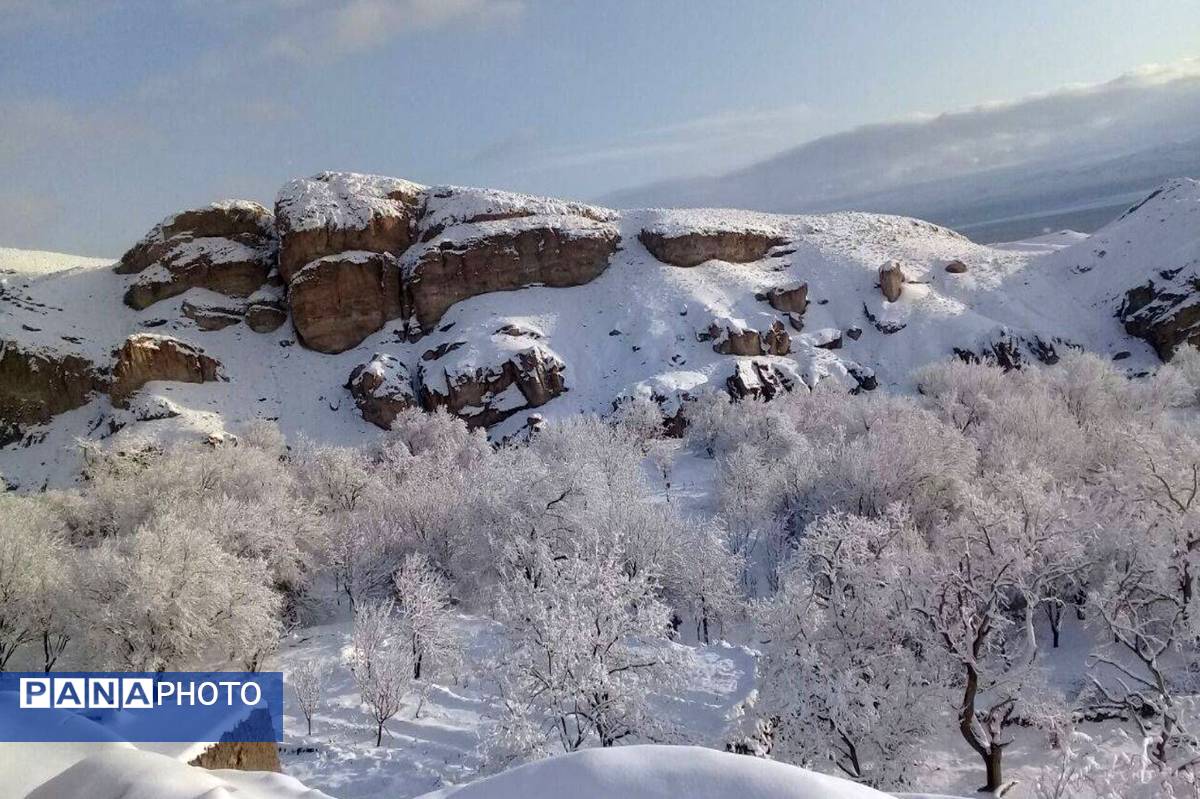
[982, 746, 1003, 793]
[306, 715, 312, 736]
[375, 721, 384, 747]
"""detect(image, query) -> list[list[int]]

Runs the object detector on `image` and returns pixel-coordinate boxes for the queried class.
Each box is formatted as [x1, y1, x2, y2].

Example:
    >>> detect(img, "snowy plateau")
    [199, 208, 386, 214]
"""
[2, 171, 1200, 799]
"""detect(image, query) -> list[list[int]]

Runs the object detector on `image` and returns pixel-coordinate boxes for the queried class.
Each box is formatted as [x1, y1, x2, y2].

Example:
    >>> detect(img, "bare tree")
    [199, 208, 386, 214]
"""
[291, 659, 327, 736]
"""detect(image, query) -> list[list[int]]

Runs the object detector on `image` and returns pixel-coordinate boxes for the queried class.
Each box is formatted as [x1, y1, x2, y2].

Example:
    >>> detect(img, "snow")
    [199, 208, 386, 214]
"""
[3, 178, 1196, 494]
[421, 186, 616, 232]
[26, 748, 332, 799]
[0, 246, 113, 275]
[415, 745, 892, 799]
[276, 172, 425, 233]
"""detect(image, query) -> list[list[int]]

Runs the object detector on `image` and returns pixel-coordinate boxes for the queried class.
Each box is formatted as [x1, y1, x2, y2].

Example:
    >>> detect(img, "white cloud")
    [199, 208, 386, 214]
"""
[263, 0, 525, 60]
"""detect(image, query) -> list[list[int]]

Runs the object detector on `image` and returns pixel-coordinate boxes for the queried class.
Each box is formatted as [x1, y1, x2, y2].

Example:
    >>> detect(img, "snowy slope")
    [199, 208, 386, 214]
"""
[416, 745, 892, 799]
[4, 179, 1200, 489]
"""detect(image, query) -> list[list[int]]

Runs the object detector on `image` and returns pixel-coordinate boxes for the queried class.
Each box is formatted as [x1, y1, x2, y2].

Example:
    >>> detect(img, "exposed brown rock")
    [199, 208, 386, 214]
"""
[187, 708, 280, 772]
[726, 359, 798, 401]
[1119, 275, 1200, 361]
[764, 282, 809, 314]
[701, 319, 790, 356]
[117, 202, 275, 275]
[288, 252, 403, 354]
[945, 259, 968, 274]
[407, 218, 620, 330]
[110, 334, 223, 407]
[274, 172, 424, 282]
[879, 260, 906, 302]
[347, 353, 417, 429]
[417, 341, 566, 428]
[0, 342, 103, 444]
[245, 298, 288, 333]
[119, 201, 276, 310]
[639, 229, 786, 267]
[181, 298, 244, 331]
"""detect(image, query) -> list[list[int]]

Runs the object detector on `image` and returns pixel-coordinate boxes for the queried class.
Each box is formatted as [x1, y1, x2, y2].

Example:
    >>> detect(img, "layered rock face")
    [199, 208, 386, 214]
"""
[118, 201, 277, 310]
[639, 228, 785, 267]
[347, 353, 418, 429]
[110, 334, 223, 407]
[0, 342, 103, 444]
[274, 172, 424, 282]
[417, 335, 567, 428]
[289, 251, 404, 353]
[406, 216, 621, 330]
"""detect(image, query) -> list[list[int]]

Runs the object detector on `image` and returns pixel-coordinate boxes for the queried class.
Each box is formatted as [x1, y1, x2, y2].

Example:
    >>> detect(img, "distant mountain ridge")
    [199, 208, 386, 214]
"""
[604, 67, 1200, 241]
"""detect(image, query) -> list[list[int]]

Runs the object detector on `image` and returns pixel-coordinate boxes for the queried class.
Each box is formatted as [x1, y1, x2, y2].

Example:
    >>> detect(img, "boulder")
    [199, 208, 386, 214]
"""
[879, 260, 906, 302]
[701, 319, 790, 356]
[945, 259, 968, 274]
[417, 337, 567, 428]
[274, 171, 424, 283]
[110, 334, 223, 407]
[763, 282, 809, 314]
[347, 353, 418, 430]
[0, 342, 103, 444]
[288, 251, 403, 353]
[245, 297, 288, 333]
[639, 229, 785, 267]
[406, 216, 620, 331]
[1119, 273, 1200, 361]
[726, 359, 800, 401]
[181, 298, 244, 331]
[118, 201, 276, 310]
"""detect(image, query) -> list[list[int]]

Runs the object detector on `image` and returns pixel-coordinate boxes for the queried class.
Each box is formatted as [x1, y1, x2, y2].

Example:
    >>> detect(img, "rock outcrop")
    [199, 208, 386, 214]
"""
[945, 259, 968, 274]
[406, 216, 620, 331]
[726, 359, 801, 401]
[761, 282, 809, 314]
[110, 334, 223, 407]
[274, 172, 424, 283]
[700, 319, 790, 356]
[288, 251, 403, 353]
[417, 337, 567, 428]
[953, 329, 1068, 370]
[118, 201, 277, 310]
[0, 342, 103, 444]
[1119, 272, 1200, 360]
[347, 353, 418, 429]
[181, 297, 244, 331]
[639, 228, 785, 267]
[879, 260, 906, 302]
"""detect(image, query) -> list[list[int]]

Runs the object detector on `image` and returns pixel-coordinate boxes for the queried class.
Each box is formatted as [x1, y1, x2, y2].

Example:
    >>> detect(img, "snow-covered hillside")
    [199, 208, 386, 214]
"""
[416, 745, 892, 799]
[4, 174, 1198, 489]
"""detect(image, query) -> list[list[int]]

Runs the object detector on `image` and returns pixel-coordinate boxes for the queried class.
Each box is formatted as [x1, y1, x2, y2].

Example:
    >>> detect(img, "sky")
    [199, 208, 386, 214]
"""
[1, 0, 1199, 255]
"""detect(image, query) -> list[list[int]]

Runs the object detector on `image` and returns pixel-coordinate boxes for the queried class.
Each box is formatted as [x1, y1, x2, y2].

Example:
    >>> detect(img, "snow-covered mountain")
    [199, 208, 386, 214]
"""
[604, 66, 1200, 241]
[3, 172, 1200, 490]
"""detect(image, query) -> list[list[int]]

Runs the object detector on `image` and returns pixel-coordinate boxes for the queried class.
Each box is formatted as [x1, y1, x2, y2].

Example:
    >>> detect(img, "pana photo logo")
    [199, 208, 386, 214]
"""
[19, 675, 265, 709]
[0, 672, 284, 743]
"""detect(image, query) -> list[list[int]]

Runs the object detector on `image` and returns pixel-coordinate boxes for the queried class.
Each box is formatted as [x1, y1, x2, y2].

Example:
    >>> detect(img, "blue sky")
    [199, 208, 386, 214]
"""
[1, 0, 1198, 254]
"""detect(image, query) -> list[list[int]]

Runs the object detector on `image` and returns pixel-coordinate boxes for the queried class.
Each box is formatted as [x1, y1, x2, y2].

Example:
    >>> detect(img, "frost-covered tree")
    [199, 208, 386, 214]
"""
[80, 510, 280, 672]
[349, 599, 412, 746]
[756, 507, 937, 786]
[291, 659, 327, 736]
[0, 497, 71, 670]
[492, 539, 675, 758]
[393, 553, 460, 681]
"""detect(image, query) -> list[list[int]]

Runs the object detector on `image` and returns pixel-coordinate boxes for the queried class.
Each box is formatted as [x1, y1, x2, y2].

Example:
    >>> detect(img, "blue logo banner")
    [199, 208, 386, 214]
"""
[0, 672, 284, 742]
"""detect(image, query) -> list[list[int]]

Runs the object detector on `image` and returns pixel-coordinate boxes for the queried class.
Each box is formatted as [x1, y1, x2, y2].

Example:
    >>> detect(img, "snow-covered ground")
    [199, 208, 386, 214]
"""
[6, 178, 1196, 490]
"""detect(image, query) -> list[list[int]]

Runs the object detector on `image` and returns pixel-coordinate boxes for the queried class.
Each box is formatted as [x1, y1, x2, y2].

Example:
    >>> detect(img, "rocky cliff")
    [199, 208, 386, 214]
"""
[2, 175, 1197, 488]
